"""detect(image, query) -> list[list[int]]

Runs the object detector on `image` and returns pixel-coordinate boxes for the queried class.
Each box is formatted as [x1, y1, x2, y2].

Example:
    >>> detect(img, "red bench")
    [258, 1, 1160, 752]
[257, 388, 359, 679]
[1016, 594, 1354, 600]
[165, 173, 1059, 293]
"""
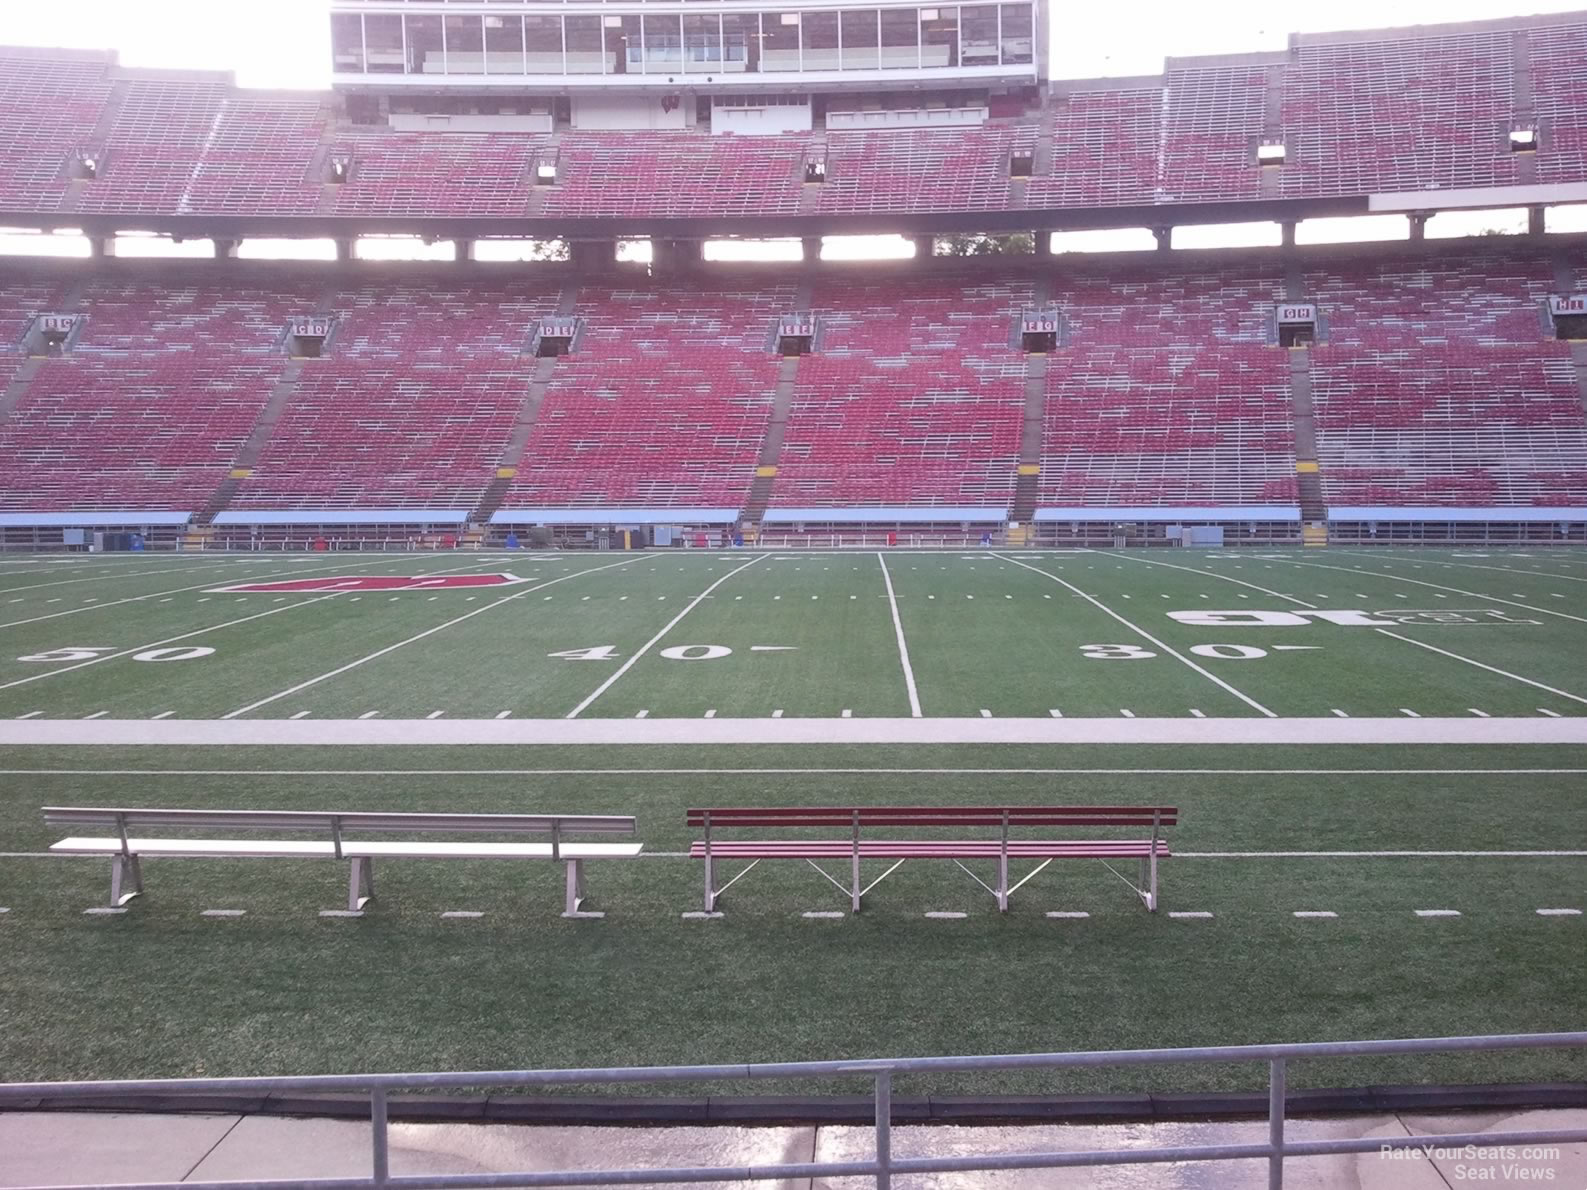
[686, 806, 1176, 915]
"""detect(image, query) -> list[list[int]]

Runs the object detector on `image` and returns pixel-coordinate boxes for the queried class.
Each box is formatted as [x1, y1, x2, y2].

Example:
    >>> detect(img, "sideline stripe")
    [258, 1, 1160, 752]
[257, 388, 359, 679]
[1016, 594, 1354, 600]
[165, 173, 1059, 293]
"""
[7, 717, 1585, 745]
[1, 768, 1583, 777]
[877, 553, 923, 718]
[1375, 630, 1587, 706]
[992, 553, 1277, 718]
[224, 557, 645, 720]
[564, 555, 764, 719]
[0, 593, 349, 694]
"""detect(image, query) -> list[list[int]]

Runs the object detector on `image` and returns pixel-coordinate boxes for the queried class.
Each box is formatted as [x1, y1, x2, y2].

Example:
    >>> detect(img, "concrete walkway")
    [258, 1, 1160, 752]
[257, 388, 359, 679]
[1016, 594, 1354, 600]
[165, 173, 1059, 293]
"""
[2, 1109, 1584, 1188]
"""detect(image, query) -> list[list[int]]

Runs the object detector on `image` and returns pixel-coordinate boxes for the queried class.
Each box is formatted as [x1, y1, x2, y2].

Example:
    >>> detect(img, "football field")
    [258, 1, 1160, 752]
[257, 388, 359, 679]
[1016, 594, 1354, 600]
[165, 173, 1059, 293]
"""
[0, 546, 1585, 722]
[0, 547, 1584, 1095]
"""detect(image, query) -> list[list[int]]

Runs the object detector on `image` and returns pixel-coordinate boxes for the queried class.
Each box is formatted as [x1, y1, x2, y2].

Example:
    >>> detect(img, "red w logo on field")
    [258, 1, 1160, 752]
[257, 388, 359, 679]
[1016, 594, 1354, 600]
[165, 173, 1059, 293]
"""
[208, 574, 528, 593]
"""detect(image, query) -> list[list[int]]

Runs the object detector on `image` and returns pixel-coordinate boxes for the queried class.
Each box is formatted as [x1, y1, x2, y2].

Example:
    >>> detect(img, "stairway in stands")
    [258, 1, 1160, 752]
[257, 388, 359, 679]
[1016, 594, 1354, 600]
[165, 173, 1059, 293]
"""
[1008, 278, 1052, 533]
[195, 350, 314, 528]
[1283, 259, 1328, 546]
[739, 280, 815, 534]
[465, 283, 580, 535]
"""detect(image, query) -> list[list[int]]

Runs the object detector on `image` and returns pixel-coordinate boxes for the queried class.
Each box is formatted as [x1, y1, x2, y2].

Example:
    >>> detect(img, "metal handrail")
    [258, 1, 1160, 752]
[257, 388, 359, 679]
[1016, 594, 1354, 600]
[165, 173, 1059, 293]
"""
[2, 1032, 1584, 1190]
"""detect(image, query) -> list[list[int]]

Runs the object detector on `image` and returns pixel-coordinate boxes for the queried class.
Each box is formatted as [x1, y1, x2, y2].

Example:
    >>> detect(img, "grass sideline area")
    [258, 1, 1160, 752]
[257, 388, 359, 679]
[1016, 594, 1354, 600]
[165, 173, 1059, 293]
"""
[2, 743, 1584, 1095]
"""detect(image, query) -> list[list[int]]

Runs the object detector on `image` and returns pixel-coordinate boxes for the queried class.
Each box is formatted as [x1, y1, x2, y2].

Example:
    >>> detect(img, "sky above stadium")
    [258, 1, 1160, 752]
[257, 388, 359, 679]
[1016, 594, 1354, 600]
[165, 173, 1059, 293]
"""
[3, 0, 1584, 88]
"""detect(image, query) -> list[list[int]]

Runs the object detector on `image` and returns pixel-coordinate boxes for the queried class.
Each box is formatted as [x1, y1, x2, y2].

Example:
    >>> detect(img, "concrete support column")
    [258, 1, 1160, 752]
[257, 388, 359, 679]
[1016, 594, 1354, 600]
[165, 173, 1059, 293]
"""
[802, 236, 821, 265]
[213, 238, 239, 260]
[1153, 227, 1172, 252]
[1280, 221, 1297, 247]
[88, 235, 114, 259]
[1408, 214, 1429, 241]
[335, 238, 355, 263]
[912, 234, 934, 259]
[1530, 206, 1547, 236]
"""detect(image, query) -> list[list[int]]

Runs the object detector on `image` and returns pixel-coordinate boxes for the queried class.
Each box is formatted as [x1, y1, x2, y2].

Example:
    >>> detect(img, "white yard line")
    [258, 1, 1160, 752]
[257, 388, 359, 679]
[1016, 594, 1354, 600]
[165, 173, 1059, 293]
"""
[992, 553, 1276, 718]
[224, 556, 646, 720]
[564, 555, 765, 719]
[1276, 557, 1587, 626]
[1113, 553, 1317, 608]
[2, 767, 1583, 777]
[877, 552, 922, 718]
[1374, 630, 1587, 706]
[0, 592, 350, 694]
[0, 554, 463, 631]
[1123, 552, 1587, 699]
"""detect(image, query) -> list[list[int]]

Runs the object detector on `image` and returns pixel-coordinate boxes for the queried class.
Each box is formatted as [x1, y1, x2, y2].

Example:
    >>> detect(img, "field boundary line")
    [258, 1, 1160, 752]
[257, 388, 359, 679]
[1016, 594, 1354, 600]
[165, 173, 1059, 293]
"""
[1275, 556, 1587, 625]
[565, 555, 766, 718]
[1374, 629, 1587, 706]
[223, 557, 645, 719]
[0, 592, 353, 694]
[1330, 549, 1587, 586]
[3, 774, 1587, 783]
[0, 554, 466, 631]
[877, 552, 923, 718]
[991, 553, 1277, 718]
[9, 717, 1586, 745]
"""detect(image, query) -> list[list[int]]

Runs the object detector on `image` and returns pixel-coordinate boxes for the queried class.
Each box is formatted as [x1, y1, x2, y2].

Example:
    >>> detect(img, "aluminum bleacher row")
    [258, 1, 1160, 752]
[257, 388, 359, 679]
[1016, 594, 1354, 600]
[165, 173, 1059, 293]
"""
[0, 280, 297, 513]
[1306, 253, 1587, 510]
[1038, 265, 1299, 511]
[3, 12, 1585, 219]
[233, 282, 559, 512]
[775, 278, 1031, 509]
[0, 253, 1583, 526]
[502, 286, 794, 510]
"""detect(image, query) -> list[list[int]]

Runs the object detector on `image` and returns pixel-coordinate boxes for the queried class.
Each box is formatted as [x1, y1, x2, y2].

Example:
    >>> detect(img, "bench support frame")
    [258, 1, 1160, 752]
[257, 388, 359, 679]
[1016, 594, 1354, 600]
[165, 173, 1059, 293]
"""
[347, 857, 375, 912]
[109, 854, 143, 908]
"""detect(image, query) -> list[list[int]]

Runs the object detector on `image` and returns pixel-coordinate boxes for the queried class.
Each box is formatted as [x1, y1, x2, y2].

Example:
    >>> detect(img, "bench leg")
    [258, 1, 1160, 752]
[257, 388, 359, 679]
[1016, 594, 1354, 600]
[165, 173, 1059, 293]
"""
[564, 859, 586, 915]
[703, 854, 716, 912]
[997, 855, 1010, 913]
[110, 855, 143, 907]
[1147, 852, 1159, 913]
[851, 851, 862, 914]
[348, 858, 374, 912]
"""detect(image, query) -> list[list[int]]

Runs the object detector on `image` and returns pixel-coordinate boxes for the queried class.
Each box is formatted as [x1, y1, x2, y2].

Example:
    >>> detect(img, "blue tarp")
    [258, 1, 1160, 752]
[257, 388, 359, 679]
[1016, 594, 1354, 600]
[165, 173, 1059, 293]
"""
[212, 509, 469, 526]
[762, 507, 1009, 524]
[1035, 506, 1301, 522]
[490, 508, 739, 525]
[0, 511, 193, 527]
[1327, 506, 1587, 523]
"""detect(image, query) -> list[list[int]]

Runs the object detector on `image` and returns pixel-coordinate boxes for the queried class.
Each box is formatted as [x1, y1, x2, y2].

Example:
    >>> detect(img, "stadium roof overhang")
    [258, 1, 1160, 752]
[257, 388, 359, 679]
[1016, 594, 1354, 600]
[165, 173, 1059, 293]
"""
[0, 195, 1380, 242]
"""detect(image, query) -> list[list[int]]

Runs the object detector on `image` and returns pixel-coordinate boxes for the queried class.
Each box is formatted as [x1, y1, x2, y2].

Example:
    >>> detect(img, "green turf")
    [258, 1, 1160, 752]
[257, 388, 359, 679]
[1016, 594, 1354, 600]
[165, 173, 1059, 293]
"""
[0, 547, 1584, 719]
[0, 547, 1584, 1094]
[1, 742, 1584, 1093]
